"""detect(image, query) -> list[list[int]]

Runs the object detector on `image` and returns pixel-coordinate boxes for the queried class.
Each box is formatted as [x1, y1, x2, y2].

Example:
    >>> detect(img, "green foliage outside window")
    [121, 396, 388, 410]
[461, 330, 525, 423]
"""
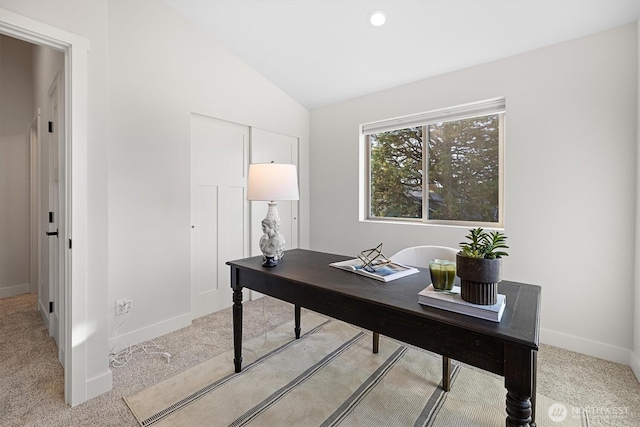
[370, 127, 423, 218]
[369, 114, 501, 223]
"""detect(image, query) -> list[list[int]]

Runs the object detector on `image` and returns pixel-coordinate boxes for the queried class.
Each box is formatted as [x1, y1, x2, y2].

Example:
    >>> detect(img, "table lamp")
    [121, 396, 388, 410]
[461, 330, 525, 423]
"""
[247, 162, 299, 267]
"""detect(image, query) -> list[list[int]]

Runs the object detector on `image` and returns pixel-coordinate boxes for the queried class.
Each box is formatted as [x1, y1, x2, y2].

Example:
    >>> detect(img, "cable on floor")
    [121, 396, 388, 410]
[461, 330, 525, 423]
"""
[109, 305, 171, 368]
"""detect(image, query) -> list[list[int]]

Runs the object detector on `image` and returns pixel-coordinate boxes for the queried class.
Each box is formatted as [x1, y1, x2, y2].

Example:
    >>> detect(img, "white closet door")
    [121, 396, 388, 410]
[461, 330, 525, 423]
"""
[190, 114, 249, 319]
[250, 128, 299, 300]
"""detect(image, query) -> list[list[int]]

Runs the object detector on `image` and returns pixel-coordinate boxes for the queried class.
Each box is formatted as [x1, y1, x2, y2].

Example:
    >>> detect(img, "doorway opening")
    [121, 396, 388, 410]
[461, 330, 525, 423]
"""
[0, 27, 66, 390]
[0, 7, 91, 406]
[0, 32, 65, 356]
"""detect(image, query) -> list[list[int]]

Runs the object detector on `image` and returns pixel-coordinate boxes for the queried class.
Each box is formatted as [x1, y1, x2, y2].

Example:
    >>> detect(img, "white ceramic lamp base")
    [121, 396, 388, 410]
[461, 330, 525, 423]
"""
[259, 202, 286, 266]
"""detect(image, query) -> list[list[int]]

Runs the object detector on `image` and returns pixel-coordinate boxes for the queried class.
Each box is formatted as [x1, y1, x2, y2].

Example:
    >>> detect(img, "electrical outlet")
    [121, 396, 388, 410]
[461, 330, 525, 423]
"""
[115, 298, 133, 316]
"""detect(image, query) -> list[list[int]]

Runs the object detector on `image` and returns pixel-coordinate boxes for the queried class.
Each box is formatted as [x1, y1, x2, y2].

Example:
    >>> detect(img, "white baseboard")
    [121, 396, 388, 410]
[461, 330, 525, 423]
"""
[541, 328, 631, 365]
[109, 312, 192, 351]
[0, 283, 30, 299]
[630, 350, 640, 383]
[86, 369, 113, 401]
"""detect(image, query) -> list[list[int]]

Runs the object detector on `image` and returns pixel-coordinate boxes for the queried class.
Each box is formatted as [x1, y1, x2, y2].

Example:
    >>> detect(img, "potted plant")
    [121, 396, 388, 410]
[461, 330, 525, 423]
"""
[457, 227, 509, 305]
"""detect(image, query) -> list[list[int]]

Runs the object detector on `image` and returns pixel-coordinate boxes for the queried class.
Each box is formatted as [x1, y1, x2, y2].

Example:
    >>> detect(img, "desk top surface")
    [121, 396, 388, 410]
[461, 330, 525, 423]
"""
[228, 249, 540, 349]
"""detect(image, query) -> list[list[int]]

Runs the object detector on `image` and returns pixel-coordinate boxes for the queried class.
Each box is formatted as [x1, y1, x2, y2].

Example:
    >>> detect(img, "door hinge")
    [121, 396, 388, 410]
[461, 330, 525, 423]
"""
[69, 239, 72, 249]
[49, 301, 54, 313]
[48, 121, 53, 133]
[49, 211, 54, 223]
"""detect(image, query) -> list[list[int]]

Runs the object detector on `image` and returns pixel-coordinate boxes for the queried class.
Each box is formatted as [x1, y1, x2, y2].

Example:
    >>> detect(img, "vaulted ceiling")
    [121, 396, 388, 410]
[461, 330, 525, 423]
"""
[165, 0, 639, 110]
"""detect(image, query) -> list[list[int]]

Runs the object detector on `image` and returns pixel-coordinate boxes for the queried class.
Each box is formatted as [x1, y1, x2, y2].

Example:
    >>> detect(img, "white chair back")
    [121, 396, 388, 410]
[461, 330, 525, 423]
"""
[390, 245, 458, 268]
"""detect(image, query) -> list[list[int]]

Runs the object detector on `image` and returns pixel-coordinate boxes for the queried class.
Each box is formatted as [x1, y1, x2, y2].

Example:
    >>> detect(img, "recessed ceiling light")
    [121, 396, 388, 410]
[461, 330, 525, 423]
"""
[367, 10, 386, 27]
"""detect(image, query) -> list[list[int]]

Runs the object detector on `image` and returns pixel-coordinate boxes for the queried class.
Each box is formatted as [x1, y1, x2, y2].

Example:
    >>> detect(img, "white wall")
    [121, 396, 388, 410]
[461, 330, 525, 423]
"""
[310, 24, 638, 365]
[0, 35, 32, 298]
[106, 1, 309, 351]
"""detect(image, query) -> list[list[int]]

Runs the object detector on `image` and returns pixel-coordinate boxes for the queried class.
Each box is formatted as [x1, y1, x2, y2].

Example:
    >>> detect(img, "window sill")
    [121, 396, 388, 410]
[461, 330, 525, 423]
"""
[361, 217, 504, 231]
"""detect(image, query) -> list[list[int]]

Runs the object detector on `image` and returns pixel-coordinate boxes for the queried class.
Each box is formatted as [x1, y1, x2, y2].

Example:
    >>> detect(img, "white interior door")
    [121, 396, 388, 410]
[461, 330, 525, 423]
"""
[46, 75, 60, 350]
[29, 109, 41, 295]
[249, 128, 299, 300]
[191, 114, 250, 319]
[35, 106, 51, 321]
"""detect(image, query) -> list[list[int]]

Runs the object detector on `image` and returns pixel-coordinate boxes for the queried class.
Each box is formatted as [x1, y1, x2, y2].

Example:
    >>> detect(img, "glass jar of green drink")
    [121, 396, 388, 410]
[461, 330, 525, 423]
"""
[429, 259, 456, 291]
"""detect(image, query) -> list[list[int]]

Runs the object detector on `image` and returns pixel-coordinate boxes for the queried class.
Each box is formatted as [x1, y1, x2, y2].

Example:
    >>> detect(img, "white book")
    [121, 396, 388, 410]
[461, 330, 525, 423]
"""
[418, 284, 506, 322]
[329, 258, 419, 282]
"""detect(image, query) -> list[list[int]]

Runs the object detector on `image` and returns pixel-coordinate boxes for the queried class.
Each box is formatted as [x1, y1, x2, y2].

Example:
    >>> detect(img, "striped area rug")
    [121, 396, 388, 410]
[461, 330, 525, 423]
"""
[125, 313, 588, 427]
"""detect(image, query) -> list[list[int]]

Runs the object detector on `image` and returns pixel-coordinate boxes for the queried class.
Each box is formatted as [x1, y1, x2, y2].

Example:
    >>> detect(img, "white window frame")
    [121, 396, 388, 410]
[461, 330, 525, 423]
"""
[360, 98, 505, 228]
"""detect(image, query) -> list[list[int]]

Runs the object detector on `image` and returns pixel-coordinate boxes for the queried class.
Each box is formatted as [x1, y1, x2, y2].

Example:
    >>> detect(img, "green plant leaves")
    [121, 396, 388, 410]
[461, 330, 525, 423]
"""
[459, 227, 509, 259]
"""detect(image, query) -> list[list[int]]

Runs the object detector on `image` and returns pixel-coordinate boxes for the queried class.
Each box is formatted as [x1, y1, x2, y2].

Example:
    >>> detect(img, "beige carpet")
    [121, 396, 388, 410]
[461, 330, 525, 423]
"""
[125, 313, 588, 427]
[2, 293, 637, 426]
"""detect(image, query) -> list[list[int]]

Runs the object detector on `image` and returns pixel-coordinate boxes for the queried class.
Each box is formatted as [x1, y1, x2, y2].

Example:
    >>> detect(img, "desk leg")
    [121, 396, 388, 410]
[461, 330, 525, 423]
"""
[442, 356, 451, 392]
[504, 345, 534, 427]
[531, 351, 537, 427]
[294, 305, 301, 339]
[232, 286, 243, 373]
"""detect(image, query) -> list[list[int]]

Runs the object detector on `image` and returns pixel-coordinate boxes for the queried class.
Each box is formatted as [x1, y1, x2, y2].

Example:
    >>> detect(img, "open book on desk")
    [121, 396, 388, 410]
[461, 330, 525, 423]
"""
[418, 284, 506, 322]
[329, 258, 419, 282]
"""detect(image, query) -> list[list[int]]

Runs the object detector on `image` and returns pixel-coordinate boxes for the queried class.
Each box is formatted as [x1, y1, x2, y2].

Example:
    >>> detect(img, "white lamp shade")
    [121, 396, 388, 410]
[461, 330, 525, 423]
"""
[247, 163, 300, 201]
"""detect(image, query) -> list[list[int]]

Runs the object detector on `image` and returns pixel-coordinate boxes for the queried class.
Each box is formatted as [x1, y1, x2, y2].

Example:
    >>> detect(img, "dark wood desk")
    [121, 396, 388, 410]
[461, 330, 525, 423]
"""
[227, 249, 540, 427]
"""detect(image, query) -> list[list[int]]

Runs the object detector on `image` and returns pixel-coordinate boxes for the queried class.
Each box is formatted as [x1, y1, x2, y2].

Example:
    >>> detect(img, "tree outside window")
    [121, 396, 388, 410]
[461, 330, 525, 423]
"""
[367, 111, 503, 226]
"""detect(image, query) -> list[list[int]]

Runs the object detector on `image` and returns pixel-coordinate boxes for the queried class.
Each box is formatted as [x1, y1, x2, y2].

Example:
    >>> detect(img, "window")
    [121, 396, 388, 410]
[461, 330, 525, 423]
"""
[362, 98, 505, 227]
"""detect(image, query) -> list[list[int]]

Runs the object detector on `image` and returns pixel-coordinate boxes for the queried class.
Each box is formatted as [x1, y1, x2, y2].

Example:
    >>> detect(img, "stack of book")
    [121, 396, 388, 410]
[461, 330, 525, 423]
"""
[418, 284, 506, 322]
